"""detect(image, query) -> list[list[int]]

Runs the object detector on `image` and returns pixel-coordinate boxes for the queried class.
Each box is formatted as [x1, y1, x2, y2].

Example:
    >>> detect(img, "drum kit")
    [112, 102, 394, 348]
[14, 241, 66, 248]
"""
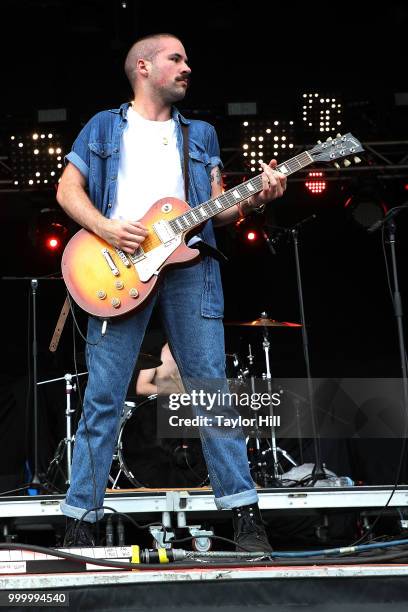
[46, 314, 303, 492]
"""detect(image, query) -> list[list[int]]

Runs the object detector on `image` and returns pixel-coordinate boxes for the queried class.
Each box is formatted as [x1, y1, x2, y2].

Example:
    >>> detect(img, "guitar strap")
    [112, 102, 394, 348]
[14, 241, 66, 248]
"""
[181, 122, 228, 264]
[181, 123, 189, 200]
[49, 294, 70, 352]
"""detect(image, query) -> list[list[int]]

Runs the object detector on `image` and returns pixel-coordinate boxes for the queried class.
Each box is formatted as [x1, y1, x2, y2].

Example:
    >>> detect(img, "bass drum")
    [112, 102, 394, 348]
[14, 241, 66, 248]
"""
[117, 395, 209, 488]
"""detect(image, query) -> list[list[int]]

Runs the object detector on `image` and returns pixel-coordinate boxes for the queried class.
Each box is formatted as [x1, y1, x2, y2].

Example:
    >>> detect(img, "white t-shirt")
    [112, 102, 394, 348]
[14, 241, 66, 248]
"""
[110, 107, 185, 221]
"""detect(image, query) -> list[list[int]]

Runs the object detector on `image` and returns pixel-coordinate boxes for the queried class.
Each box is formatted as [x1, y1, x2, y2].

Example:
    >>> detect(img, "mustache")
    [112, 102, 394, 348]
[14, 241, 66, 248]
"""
[176, 75, 190, 83]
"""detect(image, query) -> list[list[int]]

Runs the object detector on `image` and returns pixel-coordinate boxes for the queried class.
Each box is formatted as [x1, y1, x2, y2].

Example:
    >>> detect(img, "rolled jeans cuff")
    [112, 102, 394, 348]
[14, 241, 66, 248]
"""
[214, 488, 258, 510]
[60, 500, 104, 523]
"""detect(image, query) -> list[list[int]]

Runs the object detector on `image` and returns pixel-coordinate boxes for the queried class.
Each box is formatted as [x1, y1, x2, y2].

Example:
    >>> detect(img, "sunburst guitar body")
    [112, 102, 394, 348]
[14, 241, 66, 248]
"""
[61, 197, 200, 318]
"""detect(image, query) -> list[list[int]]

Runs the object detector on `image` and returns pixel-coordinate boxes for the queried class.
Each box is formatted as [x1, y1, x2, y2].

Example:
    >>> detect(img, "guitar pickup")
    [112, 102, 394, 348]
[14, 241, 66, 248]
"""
[115, 249, 131, 267]
[129, 246, 145, 264]
[101, 248, 120, 276]
[153, 220, 176, 243]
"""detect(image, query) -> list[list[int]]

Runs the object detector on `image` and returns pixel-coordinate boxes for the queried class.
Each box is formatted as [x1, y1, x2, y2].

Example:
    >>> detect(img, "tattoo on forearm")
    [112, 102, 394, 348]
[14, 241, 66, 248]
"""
[211, 167, 222, 186]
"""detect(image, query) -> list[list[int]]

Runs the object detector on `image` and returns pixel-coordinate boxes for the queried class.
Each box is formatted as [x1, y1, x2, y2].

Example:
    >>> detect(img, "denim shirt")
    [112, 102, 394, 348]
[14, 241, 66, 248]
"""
[65, 102, 224, 317]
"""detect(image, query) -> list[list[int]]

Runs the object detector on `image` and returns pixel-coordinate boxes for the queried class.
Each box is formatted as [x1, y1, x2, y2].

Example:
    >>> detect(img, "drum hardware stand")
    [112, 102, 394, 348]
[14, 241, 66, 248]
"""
[258, 317, 297, 484]
[108, 401, 136, 490]
[39, 371, 88, 487]
[243, 343, 270, 486]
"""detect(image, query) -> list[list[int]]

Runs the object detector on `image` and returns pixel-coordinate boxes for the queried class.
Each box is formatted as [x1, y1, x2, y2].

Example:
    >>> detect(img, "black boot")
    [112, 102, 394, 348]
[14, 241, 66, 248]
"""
[63, 517, 95, 547]
[232, 503, 272, 553]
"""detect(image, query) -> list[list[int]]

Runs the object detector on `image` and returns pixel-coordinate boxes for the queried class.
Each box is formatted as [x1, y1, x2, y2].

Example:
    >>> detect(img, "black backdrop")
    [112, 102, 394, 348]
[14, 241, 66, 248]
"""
[2, 177, 408, 490]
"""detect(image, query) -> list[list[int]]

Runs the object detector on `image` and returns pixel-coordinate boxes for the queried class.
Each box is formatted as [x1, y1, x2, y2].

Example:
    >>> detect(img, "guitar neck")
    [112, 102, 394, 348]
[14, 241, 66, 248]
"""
[168, 150, 314, 235]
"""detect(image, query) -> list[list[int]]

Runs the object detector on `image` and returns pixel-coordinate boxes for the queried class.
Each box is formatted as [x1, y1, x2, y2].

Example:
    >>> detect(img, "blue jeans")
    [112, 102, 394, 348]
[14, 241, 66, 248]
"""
[61, 261, 258, 522]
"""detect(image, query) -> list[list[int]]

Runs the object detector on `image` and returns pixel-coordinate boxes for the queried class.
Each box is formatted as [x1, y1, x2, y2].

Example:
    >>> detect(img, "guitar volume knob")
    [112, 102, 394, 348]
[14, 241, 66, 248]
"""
[115, 280, 124, 290]
[97, 290, 107, 300]
[111, 297, 121, 308]
[129, 288, 139, 298]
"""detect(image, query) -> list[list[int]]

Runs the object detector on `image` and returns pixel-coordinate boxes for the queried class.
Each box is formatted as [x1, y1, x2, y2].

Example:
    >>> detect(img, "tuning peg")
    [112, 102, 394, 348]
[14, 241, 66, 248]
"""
[353, 156, 362, 164]
[334, 162, 340, 169]
[343, 159, 351, 167]
[326, 137, 333, 142]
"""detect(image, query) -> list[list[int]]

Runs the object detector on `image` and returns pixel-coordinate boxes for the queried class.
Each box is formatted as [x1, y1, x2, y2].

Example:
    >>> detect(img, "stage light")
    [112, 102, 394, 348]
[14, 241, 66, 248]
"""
[246, 230, 258, 241]
[305, 171, 327, 195]
[301, 92, 343, 135]
[9, 130, 65, 189]
[45, 234, 62, 251]
[241, 119, 296, 171]
[29, 208, 69, 254]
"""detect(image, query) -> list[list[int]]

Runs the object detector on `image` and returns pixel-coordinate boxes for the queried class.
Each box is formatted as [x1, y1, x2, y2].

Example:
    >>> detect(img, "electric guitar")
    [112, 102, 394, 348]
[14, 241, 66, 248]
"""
[61, 133, 364, 318]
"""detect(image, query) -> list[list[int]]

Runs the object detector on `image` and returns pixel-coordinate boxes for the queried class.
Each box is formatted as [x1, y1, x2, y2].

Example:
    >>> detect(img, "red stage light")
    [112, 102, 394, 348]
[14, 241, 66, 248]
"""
[305, 171, 326, 194]
[41, 221, 67, 252]
[246, 230, 258, 241]
[45, 236, 61, 250]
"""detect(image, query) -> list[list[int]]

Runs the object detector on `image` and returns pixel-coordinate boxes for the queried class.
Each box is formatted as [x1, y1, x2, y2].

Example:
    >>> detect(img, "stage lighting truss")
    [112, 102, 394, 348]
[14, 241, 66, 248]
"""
[9, 131, 64, 188]
[241, 119, 295, 172]
[301, 92, 343, 135]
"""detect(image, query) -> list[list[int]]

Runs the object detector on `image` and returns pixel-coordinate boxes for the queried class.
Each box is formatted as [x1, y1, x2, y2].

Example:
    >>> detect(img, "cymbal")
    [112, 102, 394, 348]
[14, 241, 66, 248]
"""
[136, 353, 162, 370]
[225, 318, 301, 328]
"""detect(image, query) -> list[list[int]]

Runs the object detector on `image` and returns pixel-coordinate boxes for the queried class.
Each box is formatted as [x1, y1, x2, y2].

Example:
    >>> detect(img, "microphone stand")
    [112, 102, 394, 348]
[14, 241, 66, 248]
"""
[1, 275, 62, 493]
[31, 279, 40, 487]
[290, 216, 325, 482]
[369, 212, 408, 446]
[263, 214, 326, 482]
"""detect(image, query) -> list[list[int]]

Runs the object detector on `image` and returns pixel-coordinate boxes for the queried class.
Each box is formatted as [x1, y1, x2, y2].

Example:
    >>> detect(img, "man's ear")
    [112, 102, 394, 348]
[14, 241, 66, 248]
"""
[137, 58, 151, 78]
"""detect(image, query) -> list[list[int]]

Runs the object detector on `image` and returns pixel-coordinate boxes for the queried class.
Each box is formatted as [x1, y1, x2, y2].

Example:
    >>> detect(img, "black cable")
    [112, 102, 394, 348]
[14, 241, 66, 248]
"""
[67, 292, 100, 347]
[73, 506, 258, 553]
[166, 533, 253, 552]
[71, 506, 168, 547]
[1, 541, 408, 570]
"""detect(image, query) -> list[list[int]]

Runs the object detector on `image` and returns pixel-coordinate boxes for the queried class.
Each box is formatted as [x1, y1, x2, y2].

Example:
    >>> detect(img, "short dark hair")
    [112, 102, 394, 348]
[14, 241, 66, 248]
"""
[124, 33, 180, 91]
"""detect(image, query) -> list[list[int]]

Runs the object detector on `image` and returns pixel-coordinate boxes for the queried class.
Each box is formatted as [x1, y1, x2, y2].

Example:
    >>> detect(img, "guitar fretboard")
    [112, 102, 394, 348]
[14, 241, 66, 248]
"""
[168, 150, 314, 235]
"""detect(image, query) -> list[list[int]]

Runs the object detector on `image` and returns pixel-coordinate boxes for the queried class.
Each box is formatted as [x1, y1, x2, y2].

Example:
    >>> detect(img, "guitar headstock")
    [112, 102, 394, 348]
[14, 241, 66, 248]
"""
[309, 133, 364, 167]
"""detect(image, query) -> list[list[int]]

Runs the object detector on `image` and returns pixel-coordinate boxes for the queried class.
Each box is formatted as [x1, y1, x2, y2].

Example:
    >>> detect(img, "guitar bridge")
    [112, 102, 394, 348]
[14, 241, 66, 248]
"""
[101, 248, 120, 276]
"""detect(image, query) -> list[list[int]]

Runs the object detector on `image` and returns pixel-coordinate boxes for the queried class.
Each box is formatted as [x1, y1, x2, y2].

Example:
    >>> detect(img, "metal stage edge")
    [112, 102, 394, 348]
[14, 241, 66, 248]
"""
[0, 485, 408, 518]
[2, 563, 408, 591]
